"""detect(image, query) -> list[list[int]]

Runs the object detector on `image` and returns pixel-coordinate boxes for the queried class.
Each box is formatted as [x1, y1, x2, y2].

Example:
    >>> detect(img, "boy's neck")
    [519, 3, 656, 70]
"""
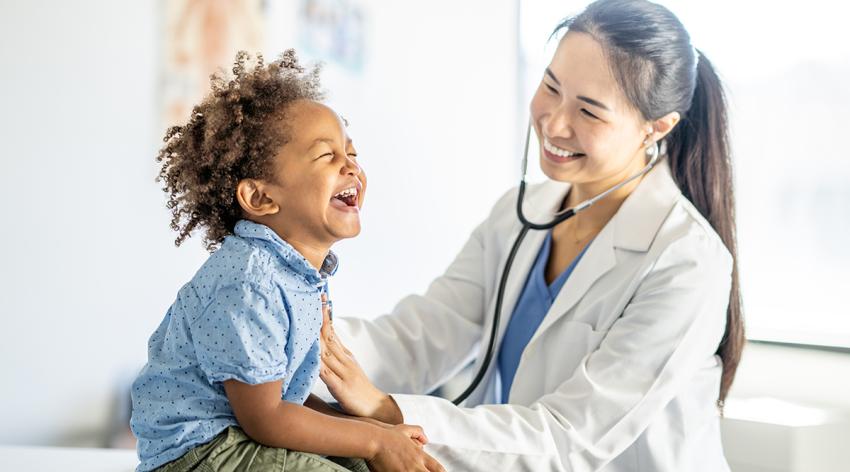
[247, 217, 332, 271]
[286, 239, 331, 272]
[264, 221, 331, 271]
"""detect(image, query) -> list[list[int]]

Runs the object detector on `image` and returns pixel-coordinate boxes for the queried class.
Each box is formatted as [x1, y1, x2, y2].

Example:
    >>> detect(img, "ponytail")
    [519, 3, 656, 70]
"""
[665, 50, 745, 407]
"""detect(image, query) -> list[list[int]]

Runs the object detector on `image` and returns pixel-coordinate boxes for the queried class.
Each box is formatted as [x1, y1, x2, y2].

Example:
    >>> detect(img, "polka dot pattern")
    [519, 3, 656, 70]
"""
[130, 220, 337, 471]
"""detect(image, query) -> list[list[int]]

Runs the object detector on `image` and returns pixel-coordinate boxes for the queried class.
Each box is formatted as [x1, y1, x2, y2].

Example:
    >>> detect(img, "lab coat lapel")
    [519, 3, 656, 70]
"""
[529, 224, 617, 346]
[527, 159, 680, 346]
[472, 180, 571, 400]
[492, 180, 571, 344]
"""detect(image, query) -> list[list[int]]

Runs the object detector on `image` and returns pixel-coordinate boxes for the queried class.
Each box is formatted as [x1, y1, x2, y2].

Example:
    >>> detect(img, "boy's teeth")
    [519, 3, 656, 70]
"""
[544, 139, 584, 157]
[334, 188, 357, 198]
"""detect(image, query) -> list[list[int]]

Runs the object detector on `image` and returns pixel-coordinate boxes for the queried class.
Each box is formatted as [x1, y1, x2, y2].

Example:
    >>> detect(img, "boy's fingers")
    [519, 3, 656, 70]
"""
[424, 454, 445, 472]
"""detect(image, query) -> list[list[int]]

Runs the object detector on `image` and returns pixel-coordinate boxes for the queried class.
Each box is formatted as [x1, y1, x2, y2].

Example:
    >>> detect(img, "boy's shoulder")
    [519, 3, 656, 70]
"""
[188, 234, 280, 299]
[171, 235, 288, 329]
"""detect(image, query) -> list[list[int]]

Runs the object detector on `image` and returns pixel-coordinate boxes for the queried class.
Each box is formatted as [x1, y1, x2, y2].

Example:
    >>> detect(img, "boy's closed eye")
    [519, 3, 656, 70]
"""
[314, 151, 358, 161]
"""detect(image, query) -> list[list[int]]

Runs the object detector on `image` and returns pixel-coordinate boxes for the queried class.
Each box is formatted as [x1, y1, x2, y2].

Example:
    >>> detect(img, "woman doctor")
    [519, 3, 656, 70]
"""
[319, 0, 744, 470]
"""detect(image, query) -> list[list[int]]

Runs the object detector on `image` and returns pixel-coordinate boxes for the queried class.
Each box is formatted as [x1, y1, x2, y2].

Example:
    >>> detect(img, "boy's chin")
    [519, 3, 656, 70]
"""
[325, 206, 362, 240]
[326, 223, 362, 241]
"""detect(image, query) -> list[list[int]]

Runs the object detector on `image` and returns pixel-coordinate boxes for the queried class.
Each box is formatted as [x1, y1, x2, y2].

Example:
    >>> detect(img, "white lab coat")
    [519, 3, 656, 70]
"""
[328, 159, 733, 471]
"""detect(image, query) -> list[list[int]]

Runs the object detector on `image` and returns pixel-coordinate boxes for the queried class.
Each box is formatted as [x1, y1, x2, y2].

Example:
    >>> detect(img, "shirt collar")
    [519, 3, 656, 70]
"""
[234, 220, 339, 284]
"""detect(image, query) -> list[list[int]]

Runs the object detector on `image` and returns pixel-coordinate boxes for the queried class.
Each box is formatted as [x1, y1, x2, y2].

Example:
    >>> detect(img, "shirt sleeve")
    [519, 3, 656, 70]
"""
[190, 282, 290, 385]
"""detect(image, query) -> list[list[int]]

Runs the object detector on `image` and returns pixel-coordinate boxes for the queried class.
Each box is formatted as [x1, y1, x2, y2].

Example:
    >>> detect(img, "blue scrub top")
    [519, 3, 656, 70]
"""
[497, 231, 592, 403]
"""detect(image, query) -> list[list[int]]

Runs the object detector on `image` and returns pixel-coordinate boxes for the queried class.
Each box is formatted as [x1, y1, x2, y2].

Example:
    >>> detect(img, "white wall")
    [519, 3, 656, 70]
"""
[0, 0, 517, 446]
[0, 0, 177, 446]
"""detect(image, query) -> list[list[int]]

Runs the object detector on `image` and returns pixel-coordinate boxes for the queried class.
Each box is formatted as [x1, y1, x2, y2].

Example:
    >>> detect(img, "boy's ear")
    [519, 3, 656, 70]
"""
[236, 179, 280, 217]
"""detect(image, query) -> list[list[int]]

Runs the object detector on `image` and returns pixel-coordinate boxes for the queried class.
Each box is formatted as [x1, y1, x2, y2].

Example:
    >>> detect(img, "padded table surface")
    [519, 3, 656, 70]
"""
[0, 445, 138, 471]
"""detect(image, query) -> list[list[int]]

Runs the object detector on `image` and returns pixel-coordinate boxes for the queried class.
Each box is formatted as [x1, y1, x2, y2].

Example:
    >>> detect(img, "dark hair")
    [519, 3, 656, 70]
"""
[554, 0, 744, 407]
[156, 49, 323, 250]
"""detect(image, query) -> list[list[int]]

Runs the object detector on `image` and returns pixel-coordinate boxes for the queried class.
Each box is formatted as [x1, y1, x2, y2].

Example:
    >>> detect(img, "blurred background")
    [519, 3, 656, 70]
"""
[1, 0, 848, 470]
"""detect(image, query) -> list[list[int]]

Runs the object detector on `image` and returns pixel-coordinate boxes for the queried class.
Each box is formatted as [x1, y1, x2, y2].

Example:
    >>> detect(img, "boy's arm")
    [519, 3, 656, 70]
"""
[224, 379, 385, 458]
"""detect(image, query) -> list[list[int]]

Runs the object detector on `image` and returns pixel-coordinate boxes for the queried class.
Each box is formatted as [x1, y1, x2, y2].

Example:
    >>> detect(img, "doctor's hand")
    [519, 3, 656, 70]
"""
[319, 294, 403, 425]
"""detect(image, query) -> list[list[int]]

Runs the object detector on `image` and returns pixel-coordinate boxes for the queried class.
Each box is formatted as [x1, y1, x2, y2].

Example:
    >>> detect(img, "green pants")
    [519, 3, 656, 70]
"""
[155, 427, 370, 472]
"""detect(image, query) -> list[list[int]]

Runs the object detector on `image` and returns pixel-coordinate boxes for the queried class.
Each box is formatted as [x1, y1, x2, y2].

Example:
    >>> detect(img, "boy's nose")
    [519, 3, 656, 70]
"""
[342, 156, 362, 175]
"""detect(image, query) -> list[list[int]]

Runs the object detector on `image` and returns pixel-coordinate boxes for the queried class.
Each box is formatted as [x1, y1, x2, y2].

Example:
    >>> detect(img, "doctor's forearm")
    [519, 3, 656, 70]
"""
[304, 394, 394, 428]
[375, 394, 404, 425]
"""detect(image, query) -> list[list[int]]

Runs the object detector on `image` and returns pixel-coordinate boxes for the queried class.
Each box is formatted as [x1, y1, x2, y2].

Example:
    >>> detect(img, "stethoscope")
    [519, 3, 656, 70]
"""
[451, 120, 665, 405]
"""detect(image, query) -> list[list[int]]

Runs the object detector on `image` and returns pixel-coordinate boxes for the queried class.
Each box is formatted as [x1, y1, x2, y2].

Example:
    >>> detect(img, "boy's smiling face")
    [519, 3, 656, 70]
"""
[236, 100, 366, 266]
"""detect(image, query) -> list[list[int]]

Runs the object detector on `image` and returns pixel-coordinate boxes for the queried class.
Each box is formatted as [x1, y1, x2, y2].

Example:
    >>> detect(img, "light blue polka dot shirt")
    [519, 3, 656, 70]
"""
[130, 220, 338, 471]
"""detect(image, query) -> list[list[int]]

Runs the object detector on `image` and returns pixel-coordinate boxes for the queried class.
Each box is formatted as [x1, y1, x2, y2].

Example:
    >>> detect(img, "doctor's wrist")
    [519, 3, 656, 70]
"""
[373, 394, 403, 425]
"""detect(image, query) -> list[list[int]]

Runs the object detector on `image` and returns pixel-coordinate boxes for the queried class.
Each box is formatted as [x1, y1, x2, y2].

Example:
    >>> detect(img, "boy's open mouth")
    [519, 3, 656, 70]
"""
[332, 187, 358, 207]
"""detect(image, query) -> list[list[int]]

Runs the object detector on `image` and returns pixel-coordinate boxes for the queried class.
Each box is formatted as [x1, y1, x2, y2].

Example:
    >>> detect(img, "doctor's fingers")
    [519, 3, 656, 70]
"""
[319, 362, 343, 388]
[322, 327, 355, 362]
[320, 294, 332, 332]
[320, 346, 349, 379]
[318, 302, 342, 350]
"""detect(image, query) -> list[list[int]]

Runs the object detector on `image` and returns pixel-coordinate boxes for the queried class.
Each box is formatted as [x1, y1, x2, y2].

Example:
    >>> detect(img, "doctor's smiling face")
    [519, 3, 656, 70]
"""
[530, 31, 678, 189]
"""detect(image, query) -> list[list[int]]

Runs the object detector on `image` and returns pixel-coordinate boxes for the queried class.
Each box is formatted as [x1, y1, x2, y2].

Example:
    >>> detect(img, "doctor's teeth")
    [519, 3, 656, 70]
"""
[544, 139, 583, 157]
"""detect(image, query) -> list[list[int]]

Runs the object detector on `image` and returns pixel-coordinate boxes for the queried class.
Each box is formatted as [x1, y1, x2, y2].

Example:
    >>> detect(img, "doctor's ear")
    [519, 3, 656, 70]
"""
[645, 111, 681, 143]
[236, 179, 280, 217]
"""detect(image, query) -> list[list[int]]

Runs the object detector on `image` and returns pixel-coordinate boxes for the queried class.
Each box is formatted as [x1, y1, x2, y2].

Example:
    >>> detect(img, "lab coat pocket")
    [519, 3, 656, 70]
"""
[540, 320, 608, 394]
[511, 320, 608, 403]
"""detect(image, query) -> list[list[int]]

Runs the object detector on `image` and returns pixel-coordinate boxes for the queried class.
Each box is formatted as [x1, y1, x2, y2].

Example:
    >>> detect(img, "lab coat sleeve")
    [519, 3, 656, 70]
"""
[326, 216, 494, 395]
[391, 233, 734, 471]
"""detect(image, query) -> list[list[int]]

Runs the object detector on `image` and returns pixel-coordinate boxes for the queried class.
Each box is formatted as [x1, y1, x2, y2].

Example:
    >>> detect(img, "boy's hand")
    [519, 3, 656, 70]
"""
[319, 294, 402, 424]
[391, 423, 428, 446]
[368, 425, 445, 472]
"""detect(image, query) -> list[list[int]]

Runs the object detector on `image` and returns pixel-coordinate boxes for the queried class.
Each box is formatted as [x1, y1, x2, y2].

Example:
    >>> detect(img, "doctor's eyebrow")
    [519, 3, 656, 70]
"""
[577, 95, 611, 112]
[545, 67, 612, 112]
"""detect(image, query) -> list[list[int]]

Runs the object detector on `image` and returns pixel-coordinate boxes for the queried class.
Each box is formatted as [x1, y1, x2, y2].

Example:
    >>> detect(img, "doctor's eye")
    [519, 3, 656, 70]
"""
[544, 83, 559, 95]
[580, 109, 599, 120]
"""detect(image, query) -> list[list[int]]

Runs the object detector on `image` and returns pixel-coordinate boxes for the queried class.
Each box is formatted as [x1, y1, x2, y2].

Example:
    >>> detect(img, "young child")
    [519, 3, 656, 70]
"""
[130, 50, 443, 472]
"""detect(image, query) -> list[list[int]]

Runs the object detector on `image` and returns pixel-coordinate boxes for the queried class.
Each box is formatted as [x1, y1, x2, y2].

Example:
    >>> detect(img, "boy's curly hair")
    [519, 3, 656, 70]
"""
[157, 49, 323, 251]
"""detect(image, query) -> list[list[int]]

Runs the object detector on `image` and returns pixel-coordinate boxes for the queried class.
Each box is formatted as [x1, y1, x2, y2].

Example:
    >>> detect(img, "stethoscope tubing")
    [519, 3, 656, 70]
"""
[452, 123, 662, 405]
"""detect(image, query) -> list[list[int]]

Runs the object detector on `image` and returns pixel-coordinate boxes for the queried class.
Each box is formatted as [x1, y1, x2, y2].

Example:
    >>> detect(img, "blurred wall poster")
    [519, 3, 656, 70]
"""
[298, 0, 366, 73]
[160, 0, 266, 129]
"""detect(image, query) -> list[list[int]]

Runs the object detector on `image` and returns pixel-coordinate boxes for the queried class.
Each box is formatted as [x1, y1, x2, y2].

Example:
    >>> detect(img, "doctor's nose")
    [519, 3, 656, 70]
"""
[540, 110, 576, 141]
